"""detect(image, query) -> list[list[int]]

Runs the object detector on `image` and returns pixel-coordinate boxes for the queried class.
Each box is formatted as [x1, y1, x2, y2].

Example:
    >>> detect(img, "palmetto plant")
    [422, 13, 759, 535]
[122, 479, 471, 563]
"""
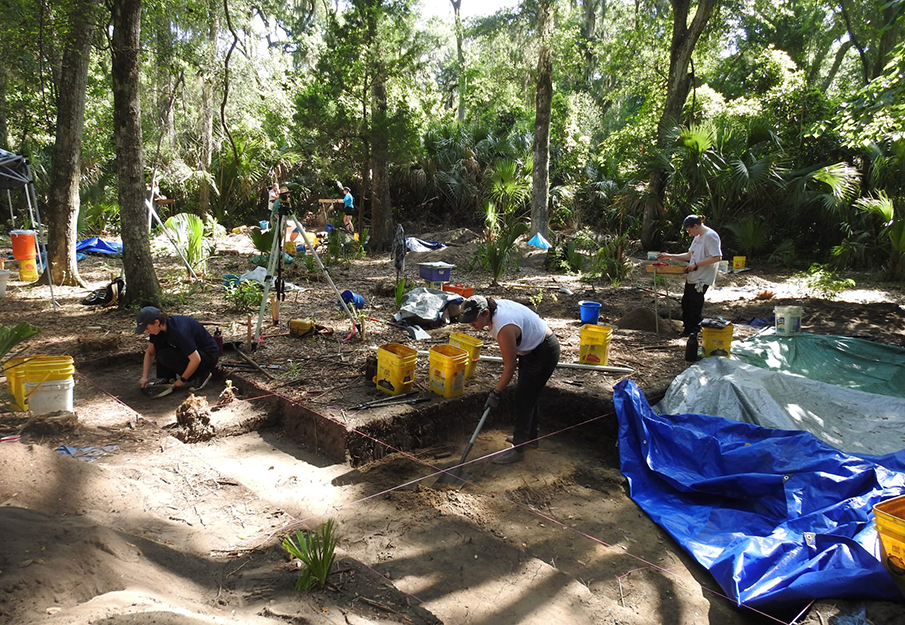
[852, 191, 905, 279]
[724, 215, 770, 258]
[164, 213, 210, 276]
[477, 159, 531, 286]
[282, 519, 338, 591]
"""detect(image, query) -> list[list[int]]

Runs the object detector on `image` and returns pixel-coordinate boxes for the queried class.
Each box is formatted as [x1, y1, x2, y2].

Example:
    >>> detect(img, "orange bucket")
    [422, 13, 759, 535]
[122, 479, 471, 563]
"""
[11, 230, 37, 260]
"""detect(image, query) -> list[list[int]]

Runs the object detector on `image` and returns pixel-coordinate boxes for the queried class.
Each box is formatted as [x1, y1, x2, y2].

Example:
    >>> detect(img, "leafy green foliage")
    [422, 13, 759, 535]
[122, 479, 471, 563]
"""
[0, 322, 40, 413]
[852, 191, 905, 279]
[223, 280, 263, 313]
[282, 519, 338, 591]
[724, 216, 769, 257]
[247, 227, 275, 256]
[794, 264, 855, 300]
[0, 322, 40, 365]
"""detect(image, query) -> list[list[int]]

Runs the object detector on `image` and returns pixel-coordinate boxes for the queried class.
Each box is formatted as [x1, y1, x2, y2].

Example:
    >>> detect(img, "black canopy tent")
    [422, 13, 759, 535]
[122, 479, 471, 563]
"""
[0, 148, 56, 306]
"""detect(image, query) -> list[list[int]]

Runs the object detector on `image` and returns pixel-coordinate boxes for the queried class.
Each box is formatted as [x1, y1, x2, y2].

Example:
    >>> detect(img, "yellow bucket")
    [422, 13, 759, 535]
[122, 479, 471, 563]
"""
[448, 332, 482, 379]
[701, 325, 733, 357]
[4, 356, 30, 411]
[19, 258, 38, 281]
[874, 494, 905, 598]
[578, 324, 612, 366]
[375, 343, 417, 396]
[284, 240, 297, 254]
[428, 344, 468, 398]
[24, 355, 75, 386]
[732, 256, 746, 271]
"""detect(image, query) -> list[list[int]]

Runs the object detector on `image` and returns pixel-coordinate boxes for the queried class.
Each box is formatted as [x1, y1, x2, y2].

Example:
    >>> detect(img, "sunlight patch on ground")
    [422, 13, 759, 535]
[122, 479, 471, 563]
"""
[836, 289, 900, 305]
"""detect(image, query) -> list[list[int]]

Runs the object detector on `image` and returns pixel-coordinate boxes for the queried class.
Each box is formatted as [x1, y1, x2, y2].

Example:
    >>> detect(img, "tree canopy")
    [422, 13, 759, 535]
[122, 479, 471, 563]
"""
[1, 0, 903, 285]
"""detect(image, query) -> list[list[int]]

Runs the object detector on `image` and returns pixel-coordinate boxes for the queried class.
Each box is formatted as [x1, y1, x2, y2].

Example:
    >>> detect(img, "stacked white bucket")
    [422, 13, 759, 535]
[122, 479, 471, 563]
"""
[774, 306, 803, 336]
[23, 356, 76, 415]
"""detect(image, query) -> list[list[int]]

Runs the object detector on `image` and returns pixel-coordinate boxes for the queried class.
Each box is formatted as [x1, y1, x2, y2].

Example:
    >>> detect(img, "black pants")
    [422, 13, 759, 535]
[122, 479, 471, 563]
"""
[682, 282, 709, 334]
[155, 347, 218, 382]
[511, 333, 561, 445]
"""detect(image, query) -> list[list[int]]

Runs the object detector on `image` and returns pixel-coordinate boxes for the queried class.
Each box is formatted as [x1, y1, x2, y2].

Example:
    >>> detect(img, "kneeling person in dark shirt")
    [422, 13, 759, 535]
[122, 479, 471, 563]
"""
[135, 307, 219, 397]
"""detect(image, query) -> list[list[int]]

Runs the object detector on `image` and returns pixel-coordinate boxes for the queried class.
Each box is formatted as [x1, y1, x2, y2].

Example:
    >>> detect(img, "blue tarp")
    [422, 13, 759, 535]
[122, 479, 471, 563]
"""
[76, 237, 122, 256]
[614, 378, 905, 611]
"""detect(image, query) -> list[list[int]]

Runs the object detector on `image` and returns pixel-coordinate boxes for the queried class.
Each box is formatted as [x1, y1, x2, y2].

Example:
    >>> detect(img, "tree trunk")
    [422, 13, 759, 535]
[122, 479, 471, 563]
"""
[451, 0, 466, 120]
[112, 0, 161, 306]
[46, 0, 101, 287]
[641, 0, 716, 250]
[0, 69, 8, 151]
[530, 0, 554, 242]
[199, 0, 218, 216]
[368, 79, 392, 253]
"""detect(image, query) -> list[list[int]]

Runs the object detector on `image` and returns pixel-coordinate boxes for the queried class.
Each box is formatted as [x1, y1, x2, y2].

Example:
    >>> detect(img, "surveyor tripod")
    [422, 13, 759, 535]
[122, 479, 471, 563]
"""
[254, 197, 361, 342]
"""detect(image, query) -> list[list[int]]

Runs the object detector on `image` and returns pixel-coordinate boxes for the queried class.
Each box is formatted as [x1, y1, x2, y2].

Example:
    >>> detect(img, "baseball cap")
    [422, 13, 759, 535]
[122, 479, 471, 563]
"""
[135, 306, 162, 334]
[458, 296, 488, 323]
[682, 215, 702, 230]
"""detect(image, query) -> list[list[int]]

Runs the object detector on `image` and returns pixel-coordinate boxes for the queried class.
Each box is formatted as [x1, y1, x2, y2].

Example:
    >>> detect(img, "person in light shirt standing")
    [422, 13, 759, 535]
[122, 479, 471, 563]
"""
[658, 214, 722, 337]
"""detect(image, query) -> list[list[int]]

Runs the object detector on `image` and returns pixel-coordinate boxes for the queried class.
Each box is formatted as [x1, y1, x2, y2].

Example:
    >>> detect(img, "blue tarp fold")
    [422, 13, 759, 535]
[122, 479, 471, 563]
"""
[76, 237, 122, 256]
[614, 378, 905, 611]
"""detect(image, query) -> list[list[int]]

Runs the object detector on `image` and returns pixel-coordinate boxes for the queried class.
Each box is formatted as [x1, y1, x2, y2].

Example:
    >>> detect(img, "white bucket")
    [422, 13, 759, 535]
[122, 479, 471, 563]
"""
[24, 378, 75, 415]
[0, 269, 10, 297]
[774, 306, 803, 336]
[718, 260, 729, 273]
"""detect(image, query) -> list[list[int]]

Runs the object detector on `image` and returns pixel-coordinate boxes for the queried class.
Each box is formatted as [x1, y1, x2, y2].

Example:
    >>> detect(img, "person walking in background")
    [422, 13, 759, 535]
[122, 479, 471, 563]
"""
[136, 307, 219, 398]
[342, 186, 355, 234]
[658, 215, 722, 337]
[458, 295, 560, 464]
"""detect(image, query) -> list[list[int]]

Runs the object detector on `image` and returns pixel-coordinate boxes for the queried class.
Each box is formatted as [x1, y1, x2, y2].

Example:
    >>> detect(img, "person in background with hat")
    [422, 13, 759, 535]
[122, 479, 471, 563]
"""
[658, 214, 722, 337]
[458, 295, 560, 464]
[136, 307, 219, 398]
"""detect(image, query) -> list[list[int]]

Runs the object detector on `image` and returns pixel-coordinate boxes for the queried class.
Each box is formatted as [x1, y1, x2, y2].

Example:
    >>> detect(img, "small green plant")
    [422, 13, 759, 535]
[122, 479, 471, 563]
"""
[223, 280, 263, 312]
[794, 263, 855, 299]
[477, 208, 529, 286]
[528, 289, 543, 309]
[282, 360, 303, 377]
[584, 234, 630, 286]
[394, 278, 412, 308]
[247, 226, 275, 255]
[282, 519, 338, 591]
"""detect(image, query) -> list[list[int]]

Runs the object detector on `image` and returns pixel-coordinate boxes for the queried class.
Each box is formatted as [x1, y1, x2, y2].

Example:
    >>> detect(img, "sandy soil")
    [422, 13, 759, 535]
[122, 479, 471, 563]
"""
[1, 229, 904, 625]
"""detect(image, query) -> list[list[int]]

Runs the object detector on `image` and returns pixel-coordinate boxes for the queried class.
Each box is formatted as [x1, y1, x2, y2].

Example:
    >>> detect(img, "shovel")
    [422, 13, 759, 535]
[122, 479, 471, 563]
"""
[435, 406, 492, 486]
[365, 316, 430, 341]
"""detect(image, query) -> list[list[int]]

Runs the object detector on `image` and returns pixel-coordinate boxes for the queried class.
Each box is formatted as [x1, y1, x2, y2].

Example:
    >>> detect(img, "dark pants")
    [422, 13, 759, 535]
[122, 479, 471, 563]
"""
[682, 282, 709, 334]
[512, 333, 561, 445]
[155, 347, 218, 382]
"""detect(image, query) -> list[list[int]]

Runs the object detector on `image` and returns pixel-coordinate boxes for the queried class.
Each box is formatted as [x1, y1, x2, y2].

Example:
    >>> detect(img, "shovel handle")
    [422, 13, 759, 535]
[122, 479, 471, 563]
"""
[456, 406, 493, 467]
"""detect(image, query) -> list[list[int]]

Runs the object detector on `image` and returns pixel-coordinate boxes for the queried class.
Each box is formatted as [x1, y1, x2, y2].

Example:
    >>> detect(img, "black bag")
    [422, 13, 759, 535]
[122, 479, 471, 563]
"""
[81, 277, 125, 306]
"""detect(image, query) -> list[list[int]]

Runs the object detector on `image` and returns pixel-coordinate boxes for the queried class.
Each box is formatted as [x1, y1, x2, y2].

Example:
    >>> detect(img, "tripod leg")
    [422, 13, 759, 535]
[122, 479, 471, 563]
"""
[255, 214, 284, 340]
[291, 210, 360, 336]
